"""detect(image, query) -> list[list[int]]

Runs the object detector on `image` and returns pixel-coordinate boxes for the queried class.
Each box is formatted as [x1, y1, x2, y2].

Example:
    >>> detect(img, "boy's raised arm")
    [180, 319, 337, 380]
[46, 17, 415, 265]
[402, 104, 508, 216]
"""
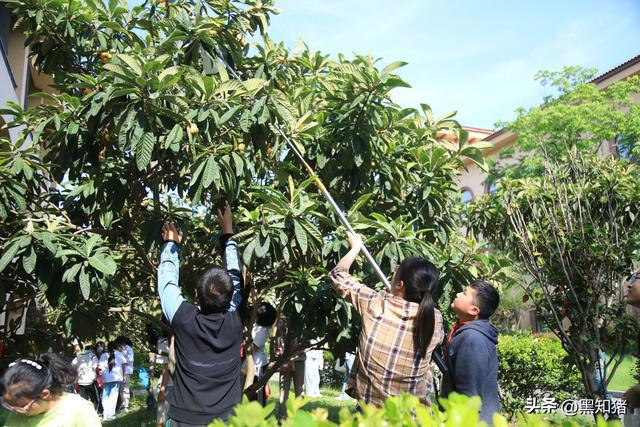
[218, 202, 243, 311]
[158, 222, 185, 323]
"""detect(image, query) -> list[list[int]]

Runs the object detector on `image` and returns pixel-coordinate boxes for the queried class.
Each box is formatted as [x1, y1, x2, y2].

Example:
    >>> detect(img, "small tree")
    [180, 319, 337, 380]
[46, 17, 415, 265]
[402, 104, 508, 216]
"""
[472, 153, 640, 398]
[469, 66, 640, 398]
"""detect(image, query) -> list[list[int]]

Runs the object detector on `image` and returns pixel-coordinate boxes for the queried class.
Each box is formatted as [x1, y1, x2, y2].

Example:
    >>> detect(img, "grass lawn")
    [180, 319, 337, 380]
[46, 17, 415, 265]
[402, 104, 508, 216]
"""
[609, 354, 636, 391]
[265, 380, 357, 422]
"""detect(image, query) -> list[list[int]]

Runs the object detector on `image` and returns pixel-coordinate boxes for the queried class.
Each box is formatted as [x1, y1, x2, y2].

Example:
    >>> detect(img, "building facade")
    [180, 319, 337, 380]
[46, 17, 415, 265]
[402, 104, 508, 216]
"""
[0, 3, 54, 144]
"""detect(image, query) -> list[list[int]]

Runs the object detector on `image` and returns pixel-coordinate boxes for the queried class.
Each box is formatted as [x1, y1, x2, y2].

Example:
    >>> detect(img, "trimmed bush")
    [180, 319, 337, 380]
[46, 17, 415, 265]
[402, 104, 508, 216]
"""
[498, 333, 583, 415]
[320, 351, 345, 389]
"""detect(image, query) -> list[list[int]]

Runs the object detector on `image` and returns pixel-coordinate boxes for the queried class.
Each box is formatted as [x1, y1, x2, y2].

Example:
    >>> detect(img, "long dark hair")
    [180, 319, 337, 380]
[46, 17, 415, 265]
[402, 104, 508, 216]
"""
[107, 341, 117, 372]
[0, 353, 77, 400]
[395, 256, 440, 358]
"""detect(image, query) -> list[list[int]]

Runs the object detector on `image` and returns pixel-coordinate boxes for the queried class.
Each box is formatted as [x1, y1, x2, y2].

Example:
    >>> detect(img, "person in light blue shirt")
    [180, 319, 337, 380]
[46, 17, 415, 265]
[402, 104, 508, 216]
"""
[157, 203, 242, 323]
[157, 202, 245, 425]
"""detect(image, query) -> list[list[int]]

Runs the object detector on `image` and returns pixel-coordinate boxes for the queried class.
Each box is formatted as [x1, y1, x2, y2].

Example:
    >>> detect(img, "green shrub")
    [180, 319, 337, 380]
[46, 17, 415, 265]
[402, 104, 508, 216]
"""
[498, 333, 583, 416]
[208, 393, 618, 426]
[319, 351, 344, 389]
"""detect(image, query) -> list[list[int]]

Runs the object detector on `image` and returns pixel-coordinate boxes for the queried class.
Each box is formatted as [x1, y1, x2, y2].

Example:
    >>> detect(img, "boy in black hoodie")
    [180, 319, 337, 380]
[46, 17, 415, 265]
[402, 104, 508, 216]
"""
[442, 279, 500, 424]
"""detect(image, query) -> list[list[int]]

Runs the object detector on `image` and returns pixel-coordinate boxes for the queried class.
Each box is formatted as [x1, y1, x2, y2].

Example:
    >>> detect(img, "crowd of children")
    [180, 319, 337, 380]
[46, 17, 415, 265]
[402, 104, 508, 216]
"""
[3, 203, 639, 427]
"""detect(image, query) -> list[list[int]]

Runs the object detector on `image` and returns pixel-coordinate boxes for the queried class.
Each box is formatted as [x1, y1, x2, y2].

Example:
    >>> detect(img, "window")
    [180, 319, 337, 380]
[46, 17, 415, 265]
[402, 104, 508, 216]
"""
[615, 134, 638, 162]
[485, 181, 498, 195]
[460, 188, 474, 204]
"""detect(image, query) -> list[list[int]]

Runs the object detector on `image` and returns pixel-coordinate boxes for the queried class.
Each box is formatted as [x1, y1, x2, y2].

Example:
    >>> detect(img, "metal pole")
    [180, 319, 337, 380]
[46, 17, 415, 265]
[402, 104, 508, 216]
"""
[272, 123, 391, 290]
[214, 54, 391, 290]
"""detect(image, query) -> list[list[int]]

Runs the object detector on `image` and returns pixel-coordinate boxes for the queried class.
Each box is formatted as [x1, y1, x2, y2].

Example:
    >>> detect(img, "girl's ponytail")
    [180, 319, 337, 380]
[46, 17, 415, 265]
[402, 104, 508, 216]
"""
[107, 341, 116, 372]
[38, 352, 77, 395]
[415, 290, 435, 358]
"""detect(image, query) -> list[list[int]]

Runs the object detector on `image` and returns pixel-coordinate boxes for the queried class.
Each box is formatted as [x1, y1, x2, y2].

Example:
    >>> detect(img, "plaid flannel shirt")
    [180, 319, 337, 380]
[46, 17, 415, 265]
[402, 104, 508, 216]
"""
[329, 266, 444, 407]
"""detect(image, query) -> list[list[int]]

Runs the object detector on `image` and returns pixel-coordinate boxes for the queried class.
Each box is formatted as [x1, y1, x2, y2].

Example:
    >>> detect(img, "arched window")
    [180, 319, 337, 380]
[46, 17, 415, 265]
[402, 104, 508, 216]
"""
[616, 134, 638, 162]
[485, 181, 498, 195]
[460, 188, 474, 204]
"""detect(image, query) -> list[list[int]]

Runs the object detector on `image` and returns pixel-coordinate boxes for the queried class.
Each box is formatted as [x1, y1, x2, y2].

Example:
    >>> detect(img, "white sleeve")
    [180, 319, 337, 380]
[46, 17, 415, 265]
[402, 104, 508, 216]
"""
[252, 327, 269, 349]
[117, 352, 127, 366]
[98, 355, 107, 371]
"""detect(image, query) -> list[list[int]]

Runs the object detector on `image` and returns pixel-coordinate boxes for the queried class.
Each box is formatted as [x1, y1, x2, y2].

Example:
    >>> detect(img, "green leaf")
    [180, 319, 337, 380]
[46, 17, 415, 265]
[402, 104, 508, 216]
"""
[165, 124, 184, 149]
[0, 240, 20, 273]
[243, 78, 268, 93]
[294, 221, 308, 254]
[242, 238, 257, 266]
[68, 121, 79, 135]
[117, 54, 143, 77]
[40, 233, 58, 254]
[135, 132, 155, 170]
[255, 235, 270, 258]
[349, 193, 372, 216]
[158, 65, 181, 82]
[102, 63, 137, 84]
[258, 105, 270, 125]
[62, 263, 82, 283]
[239, 110, 252, 133]
[79, 266, 91, 299]
[219, 105, 241, 125]
[84, 234, 101, 256]
[109, 87, 139, 100]
[381, 61, 408, 75]
[100, 211, 113, 228]
[202, 156, 221, 189]
[22, 246, 36, 274]
[89, 253, 117, 275]
[11, 157, 24, 175]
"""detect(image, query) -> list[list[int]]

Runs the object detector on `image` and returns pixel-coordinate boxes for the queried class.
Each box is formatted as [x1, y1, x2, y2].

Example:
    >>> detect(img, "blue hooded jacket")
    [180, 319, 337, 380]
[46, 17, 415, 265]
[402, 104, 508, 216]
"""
[442, 319, 500, 424]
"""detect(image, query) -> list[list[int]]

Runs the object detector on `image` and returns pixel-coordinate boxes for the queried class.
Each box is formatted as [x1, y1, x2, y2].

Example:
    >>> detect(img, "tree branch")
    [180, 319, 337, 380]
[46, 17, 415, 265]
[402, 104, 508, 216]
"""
[108, 306, 170, 334]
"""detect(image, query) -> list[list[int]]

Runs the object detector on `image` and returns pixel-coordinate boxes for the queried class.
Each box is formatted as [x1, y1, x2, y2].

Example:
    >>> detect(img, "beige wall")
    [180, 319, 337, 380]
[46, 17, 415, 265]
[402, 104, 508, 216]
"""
[7, 31, 29, 105]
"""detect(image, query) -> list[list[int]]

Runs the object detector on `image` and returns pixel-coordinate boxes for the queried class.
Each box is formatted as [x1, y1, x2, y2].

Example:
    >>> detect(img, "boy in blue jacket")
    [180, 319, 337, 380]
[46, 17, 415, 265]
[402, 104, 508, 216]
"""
[442, 279, 500, 424]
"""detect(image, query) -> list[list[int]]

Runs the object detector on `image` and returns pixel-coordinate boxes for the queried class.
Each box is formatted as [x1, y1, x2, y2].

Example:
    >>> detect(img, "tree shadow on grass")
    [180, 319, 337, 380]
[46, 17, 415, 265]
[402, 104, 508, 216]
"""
[266, 386, 357, 423]
[102, 408, 156, 427]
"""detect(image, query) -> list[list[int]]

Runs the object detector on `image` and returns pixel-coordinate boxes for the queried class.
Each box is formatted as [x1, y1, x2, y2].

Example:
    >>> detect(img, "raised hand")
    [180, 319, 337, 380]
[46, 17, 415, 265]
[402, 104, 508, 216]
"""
[217, 201, 234, 234]
[162, 222, 183, 245]
[346, 232, 363, 253]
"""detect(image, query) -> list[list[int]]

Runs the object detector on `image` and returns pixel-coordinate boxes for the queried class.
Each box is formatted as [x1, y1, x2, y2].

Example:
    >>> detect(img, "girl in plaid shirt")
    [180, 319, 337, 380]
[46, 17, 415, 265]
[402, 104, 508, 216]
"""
[328, 233, 444, 407]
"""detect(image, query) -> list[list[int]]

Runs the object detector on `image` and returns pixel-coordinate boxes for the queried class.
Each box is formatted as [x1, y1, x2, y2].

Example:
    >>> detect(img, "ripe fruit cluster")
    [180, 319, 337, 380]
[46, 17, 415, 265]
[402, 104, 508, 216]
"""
[99, 52, 112, 63]
[188, 123, 199, 135]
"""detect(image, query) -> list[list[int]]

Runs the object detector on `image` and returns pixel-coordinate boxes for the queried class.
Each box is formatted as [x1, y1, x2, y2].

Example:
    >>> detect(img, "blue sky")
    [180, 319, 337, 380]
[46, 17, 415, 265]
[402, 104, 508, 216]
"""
[265, 0, 640, 129]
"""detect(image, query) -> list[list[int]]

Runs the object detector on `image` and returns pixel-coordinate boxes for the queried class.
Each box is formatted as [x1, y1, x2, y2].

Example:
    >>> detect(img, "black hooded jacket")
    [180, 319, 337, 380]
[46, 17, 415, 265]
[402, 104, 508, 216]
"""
[442, 319, 500, 424]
